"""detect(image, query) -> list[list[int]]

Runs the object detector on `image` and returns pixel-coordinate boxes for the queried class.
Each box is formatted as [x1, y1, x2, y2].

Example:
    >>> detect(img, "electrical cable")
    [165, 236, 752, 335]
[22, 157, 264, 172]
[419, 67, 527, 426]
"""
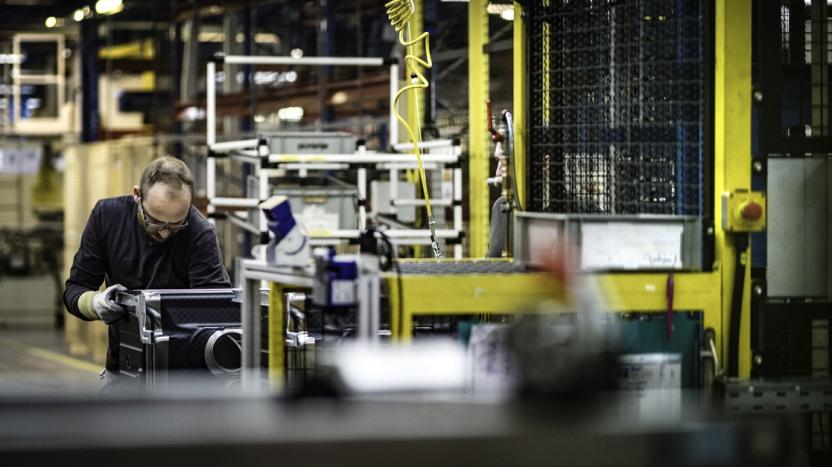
[385, 0, 442, 258]
[728, 233, 749, 378]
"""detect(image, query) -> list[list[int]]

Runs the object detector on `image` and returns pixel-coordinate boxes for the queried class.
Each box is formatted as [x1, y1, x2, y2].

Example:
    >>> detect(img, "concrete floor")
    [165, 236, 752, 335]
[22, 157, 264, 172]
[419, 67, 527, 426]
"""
[0, 326, 102, 396]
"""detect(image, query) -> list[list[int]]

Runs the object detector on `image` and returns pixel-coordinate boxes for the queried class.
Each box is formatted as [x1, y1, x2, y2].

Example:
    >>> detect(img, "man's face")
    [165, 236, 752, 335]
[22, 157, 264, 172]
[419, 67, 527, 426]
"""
[134, 184, 191, 243]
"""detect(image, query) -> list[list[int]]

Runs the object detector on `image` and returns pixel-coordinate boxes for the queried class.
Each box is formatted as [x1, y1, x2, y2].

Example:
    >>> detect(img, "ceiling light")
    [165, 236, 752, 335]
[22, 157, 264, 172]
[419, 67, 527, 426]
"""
[0, 54, 24, 64]
[486, 2, 512, 15]
[253, 114, 266, 123]
[290, 48, 303, 59]
[277, 107, 303, 122]
[95, 0, 124, 15]
[45, 16, 57, 28]
[73, 9, 85, 21]
[331, 91, 348, 105]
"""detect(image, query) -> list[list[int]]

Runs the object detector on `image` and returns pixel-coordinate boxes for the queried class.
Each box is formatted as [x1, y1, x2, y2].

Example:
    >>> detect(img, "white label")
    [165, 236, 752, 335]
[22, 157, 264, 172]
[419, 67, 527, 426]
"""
[580, 223, 684, 270]
[0, 147, 42, 174]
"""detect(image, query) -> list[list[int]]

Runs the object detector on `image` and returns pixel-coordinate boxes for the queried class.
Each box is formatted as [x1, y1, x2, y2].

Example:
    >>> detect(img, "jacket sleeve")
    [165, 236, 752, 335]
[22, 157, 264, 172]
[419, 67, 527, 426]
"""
[188, 228, 231, 288]
[63, 202, 107, 320]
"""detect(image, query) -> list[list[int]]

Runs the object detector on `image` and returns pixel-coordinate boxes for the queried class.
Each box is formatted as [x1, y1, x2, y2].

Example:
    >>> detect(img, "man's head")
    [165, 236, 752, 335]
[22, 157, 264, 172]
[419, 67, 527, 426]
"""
[133, 157, 195, 242]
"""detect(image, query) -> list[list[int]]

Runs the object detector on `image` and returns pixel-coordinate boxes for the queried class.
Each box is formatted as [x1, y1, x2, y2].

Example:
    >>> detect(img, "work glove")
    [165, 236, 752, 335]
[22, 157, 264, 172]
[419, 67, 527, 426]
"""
[92, 284, 128, 324]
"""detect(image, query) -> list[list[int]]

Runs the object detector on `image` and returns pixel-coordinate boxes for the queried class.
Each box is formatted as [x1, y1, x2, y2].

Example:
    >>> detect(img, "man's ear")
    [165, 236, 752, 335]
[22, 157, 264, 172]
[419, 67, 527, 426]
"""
[133, 186, 141, 205]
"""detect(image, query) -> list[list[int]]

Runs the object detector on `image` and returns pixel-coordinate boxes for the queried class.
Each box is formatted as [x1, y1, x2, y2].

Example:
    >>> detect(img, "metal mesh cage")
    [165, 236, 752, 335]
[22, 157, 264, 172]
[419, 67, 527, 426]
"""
[526, 0, 706, 215]
[757, 0, 831, 154]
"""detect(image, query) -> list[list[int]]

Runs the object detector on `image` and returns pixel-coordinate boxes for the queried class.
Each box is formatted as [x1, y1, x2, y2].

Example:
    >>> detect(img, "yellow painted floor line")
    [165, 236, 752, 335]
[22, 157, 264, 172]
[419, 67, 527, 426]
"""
[0, 339, 101, 374]
[24, 347, 101, 374]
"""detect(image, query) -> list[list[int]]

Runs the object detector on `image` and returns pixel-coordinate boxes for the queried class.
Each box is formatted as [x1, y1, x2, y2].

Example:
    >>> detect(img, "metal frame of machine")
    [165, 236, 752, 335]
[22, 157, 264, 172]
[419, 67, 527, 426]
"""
[503, 0, 754, 379]
[235, 0, 756, 389]
[205, 55, 465, 258]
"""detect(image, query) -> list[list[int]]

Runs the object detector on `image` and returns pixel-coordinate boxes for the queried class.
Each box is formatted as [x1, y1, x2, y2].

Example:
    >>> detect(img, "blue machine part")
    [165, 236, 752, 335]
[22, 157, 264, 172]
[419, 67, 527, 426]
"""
[263, 198, 297, 240]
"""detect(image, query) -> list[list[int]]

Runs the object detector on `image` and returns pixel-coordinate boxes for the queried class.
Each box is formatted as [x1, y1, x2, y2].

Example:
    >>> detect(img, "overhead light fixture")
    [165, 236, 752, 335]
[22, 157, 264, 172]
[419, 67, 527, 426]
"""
[73, 9, 85, 21]
[486, 2, 514, 21]
[253, 114, 266, 123]
[277, 106, 303, 122]
[330, 91, 348, 105]
[0, 54, 24, 64]
[290, 48, 304, 59]
[487, 2, 513, 16]
[95, 0, 124, 15]
[180, 106, 205, 122]
[44, 16, 57, 28]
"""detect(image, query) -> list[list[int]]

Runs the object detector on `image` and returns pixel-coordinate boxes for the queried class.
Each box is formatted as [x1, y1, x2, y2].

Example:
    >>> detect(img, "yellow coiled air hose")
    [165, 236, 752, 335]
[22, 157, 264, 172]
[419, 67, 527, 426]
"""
[385, 0, 442, 259]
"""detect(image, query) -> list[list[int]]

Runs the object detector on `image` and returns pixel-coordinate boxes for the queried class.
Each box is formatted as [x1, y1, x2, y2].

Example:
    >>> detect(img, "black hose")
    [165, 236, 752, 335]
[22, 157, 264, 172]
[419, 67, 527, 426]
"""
[728, 233, 749, 377]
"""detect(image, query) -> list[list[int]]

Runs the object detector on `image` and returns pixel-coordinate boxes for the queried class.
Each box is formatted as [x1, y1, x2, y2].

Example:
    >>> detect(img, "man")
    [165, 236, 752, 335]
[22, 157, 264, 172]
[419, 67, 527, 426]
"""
[64, 156, 231, 383]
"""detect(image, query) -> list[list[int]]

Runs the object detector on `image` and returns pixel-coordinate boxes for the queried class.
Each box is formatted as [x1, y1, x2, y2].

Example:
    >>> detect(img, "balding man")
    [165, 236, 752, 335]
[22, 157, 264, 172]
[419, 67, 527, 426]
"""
[64, 156, 230, 384]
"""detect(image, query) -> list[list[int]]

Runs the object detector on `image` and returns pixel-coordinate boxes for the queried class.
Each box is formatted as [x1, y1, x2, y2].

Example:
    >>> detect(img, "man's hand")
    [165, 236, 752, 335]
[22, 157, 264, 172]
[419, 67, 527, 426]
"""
[91, 284, 128, 324]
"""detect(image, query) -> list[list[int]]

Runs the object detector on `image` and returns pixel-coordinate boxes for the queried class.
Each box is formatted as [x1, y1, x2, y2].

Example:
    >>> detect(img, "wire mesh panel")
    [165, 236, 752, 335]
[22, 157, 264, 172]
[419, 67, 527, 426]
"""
[526, 0, 706, 215]
[757, 0, 831, 155]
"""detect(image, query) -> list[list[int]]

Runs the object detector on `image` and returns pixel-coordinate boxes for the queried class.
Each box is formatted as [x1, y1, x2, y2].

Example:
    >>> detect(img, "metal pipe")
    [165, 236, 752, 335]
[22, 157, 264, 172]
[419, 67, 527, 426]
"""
[378, 163, 440, 170]
[206, 61, 216, 145]
[393, 139, 457, 151]
[256, 153, 459, 164]
[210, 139, 259, 152]
[454, 167, 463, 259]
[357, 166, 367, 230]
[389, 168, 398, 216]
[258, 166, 269, 241]
[389, 62, 399, 145]
[222, 55, 385, 66]
[212, 197, 259, 208]
[279, 163, 347, 171]
[206, 62, 217, 222]
[392, 199, 453, 207]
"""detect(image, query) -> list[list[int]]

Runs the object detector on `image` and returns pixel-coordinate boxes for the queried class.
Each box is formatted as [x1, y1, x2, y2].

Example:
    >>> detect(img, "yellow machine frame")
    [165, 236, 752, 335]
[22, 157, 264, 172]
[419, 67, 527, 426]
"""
[263, 0, 754, 381]
[501, 0, 752, 377]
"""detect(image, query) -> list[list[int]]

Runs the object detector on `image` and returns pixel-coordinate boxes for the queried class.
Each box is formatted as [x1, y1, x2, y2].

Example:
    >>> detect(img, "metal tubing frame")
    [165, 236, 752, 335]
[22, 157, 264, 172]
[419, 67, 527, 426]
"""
[205, 55, 398, 236]
[206, 61, 217, 222]
[389, 62, 400, 145]
[468, 0, 490, 258]
[239, 259, 315, 389]
[222, 55, 385, 66]
[513, 2, 527, 209]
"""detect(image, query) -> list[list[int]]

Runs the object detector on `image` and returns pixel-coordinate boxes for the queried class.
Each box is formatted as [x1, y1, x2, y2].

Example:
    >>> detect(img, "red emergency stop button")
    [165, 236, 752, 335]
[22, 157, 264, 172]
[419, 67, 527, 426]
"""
[741, 201, 763, 221]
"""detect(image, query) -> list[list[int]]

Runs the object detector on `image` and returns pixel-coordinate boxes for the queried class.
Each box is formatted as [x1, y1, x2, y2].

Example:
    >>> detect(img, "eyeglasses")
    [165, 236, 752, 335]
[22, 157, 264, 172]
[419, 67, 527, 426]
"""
[140, 202, 189, 233]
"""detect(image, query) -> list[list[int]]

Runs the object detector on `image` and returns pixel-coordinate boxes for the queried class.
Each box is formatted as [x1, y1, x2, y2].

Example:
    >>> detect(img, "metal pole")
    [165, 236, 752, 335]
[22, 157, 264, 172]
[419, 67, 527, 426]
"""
[206, 61, 216, 223]
[454, 167, 463, 259]
[389, 62, 400, 145]
[241, 273, 261, 390]
[222, 55, 385, 66]
[358, 167, 367, 230]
